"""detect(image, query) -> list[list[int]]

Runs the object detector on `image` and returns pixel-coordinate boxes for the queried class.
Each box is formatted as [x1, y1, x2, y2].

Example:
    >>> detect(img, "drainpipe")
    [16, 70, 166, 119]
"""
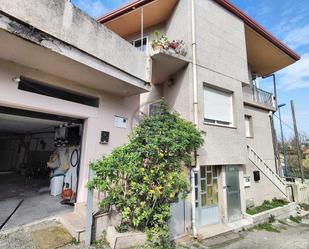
[141, 7, 144, 45]
[263, 74, 279, 175]
[190, 0, 199, 238]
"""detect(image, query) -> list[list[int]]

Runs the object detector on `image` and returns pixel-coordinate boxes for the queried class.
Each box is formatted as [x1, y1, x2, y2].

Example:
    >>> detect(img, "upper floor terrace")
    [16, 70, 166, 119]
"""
[0, 0, 300, 103]
[243, 84, 275, 111]
[98, 0, 300, 96]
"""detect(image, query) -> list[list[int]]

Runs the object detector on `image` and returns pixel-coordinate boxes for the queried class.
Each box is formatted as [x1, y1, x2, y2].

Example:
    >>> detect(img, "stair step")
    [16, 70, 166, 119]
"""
[247, 145, 287, 197]
[74, 202, 87, 220]
[58, 212, 86, 241]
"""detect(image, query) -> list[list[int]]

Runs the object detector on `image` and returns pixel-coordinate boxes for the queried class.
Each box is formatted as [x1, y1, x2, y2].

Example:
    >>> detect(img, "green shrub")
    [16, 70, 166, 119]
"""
[115, 223, 129, 233]
[246, 198, 289, 215]
[256, 223, 280, 233]
[289, 215, 302, 223]
[269, 214, 275, 223]
[88, 101, 204, 248]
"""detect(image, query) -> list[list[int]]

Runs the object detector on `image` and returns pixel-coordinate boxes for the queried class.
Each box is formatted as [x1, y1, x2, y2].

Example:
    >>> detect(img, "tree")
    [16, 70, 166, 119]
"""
[279, 132, 309, 177]
[88, 101, 204, 248]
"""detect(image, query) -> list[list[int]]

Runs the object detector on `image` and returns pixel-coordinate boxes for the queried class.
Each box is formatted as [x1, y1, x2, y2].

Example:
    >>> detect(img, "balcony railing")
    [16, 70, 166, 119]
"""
[243, 85, 275, 109]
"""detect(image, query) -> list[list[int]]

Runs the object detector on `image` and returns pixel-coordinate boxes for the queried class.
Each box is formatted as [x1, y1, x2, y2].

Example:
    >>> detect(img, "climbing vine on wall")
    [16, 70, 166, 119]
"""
[88, 101, 204, 248]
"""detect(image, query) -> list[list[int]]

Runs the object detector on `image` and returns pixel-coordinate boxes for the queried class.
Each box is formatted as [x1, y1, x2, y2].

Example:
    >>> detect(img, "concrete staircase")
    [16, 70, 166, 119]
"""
[247, 145, 287, 197]
[58, 202, 86, 241]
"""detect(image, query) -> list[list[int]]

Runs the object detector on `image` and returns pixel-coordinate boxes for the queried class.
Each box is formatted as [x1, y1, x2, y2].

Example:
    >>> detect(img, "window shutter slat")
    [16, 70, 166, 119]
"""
[204, 86, 233, 124]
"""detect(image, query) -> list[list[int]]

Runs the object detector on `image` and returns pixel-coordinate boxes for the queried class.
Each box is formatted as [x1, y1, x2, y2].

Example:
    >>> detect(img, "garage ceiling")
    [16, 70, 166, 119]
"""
[0, 113, 64, 134]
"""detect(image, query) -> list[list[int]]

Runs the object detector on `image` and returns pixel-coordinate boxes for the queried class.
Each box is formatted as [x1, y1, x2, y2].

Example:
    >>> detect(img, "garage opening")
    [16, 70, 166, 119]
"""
[0, 107, 84, 230]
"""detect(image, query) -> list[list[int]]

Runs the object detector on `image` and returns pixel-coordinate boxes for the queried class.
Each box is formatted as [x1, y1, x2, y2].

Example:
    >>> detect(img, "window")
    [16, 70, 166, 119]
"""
[203, 86, 234, 126]
[198, 165, 219, 208]
[131, 36, 148, 53]
[148, 102, 161, 117]
[18, 76, 99, 107]
[245, 115, 253, 138]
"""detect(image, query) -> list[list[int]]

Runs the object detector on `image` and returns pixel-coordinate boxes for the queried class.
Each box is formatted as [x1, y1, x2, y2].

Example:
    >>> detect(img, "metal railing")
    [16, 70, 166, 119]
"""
[247, 145, 287, 197]
[243, 85, 275, 109]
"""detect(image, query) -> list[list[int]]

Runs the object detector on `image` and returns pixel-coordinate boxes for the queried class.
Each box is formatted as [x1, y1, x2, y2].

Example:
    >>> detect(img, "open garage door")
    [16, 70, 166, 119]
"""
[0, 106, 84, 230]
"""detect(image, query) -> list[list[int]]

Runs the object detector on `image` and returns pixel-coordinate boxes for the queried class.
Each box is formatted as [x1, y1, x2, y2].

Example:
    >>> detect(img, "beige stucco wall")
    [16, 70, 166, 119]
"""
[149, 0, 249, 167]
[195, 0, 249, 84]
[133, 0, 250, 228]
[64, 0, 284, 230]
[0, 59, 140, 202]
[244, 105, 285, 206]
[193, 0, 248, 166]
[245, 106, 275, 168]
[197, 69, 247, 166]
[165, 0, 192, 58]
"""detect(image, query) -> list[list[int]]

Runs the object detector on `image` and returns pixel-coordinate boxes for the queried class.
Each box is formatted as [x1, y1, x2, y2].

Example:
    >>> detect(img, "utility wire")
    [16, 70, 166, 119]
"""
[273, 113, 294, 132]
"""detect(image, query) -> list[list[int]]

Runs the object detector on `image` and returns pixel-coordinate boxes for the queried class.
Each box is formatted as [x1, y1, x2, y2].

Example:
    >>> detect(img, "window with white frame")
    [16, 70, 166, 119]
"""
[131, 36, 148, 53]
[245, 115, 253, 137]
[203, 86, 234, 126]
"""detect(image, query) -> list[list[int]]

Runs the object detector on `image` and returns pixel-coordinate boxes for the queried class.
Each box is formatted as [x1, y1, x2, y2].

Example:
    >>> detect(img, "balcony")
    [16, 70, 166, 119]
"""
[243, 85, 275, 110]
[0, 0, 150, 96]
[151, 48, 190, 84]
[150, 36, 190, 84]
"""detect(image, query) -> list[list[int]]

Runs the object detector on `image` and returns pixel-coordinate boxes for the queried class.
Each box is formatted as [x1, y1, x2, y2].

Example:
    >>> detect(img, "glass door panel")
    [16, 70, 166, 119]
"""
[226, 165, 242, 222]
[197, 165, 220, 226]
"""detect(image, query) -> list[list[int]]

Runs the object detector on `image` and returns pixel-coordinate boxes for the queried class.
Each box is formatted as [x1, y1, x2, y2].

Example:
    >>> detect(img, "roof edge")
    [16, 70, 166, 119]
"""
[97, 0, 300, 61]
[214, 0, 300, 61]
[97, 0, 155, 23]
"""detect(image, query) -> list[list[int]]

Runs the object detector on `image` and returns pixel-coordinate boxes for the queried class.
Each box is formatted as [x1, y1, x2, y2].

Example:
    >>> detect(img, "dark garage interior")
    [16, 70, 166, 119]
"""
[0, 108, 83, 230]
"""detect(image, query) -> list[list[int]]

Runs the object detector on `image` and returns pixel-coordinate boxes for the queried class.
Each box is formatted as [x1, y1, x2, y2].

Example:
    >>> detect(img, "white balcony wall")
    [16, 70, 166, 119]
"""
[0, 0, 148, 82]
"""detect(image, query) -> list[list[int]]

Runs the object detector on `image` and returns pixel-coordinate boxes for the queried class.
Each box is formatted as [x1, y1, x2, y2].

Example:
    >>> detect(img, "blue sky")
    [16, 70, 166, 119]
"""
[71, 0, 309, 138]
[71, 0, 131, 18]
[230, 0, 309, 139]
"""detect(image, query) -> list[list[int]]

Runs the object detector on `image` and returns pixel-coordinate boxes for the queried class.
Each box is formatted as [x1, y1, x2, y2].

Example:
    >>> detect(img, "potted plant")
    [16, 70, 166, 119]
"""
[169, 40, 180, 50]
[151, 31, 170, 51]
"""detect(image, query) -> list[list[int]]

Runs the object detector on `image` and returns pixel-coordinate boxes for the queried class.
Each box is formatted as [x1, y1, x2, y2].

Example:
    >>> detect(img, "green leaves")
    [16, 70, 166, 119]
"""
[88, 101, 204, 247]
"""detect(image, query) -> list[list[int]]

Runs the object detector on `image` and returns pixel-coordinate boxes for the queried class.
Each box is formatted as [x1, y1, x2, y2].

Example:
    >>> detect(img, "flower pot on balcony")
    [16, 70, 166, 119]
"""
[152, 44, 163, 51]
[169, 41, 179, 50]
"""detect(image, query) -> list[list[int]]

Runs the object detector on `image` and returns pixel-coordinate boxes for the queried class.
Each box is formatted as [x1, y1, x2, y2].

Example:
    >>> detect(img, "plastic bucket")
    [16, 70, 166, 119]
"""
[50, 174, 64, 196]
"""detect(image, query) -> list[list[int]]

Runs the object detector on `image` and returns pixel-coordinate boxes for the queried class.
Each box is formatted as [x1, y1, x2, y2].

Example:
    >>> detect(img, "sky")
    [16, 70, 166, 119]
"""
[71, 0, 309, 139]
[70, 0, 131, 18]
[230, 0, 309, 140]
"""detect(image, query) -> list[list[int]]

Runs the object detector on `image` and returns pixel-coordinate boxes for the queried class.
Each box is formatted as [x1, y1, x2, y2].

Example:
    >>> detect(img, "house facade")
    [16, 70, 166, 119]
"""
[98, 0, 300, 239]
[0, 0, 300, 242]
[0, 0, 149, 208]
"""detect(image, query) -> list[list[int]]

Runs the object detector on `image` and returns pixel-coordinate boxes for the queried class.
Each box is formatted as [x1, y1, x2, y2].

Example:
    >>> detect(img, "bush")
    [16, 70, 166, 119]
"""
[256, 223, 280, 233]
[289, 215, 302, 223]
[246, 198, 289, 215]
[88, 101, 204, 248]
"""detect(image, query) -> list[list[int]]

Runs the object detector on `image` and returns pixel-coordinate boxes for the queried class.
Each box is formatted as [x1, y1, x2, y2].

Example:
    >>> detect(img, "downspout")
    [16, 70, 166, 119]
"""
[262, 74, 279, 175]
[141, 7, 144, 45]
[190, 0, 199, 238]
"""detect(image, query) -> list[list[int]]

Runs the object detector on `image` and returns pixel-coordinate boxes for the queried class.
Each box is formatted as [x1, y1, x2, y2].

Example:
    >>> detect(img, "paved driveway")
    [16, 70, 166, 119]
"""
[1, 216, 309, 249]
[179, 216, 309, 249]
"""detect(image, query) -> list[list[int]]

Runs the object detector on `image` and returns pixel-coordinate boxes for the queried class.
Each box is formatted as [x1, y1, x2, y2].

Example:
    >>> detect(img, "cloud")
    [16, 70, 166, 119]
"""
[278, 53, 309, 90]
[73, 0, 108, 18]
[283, 25, 309, 49]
